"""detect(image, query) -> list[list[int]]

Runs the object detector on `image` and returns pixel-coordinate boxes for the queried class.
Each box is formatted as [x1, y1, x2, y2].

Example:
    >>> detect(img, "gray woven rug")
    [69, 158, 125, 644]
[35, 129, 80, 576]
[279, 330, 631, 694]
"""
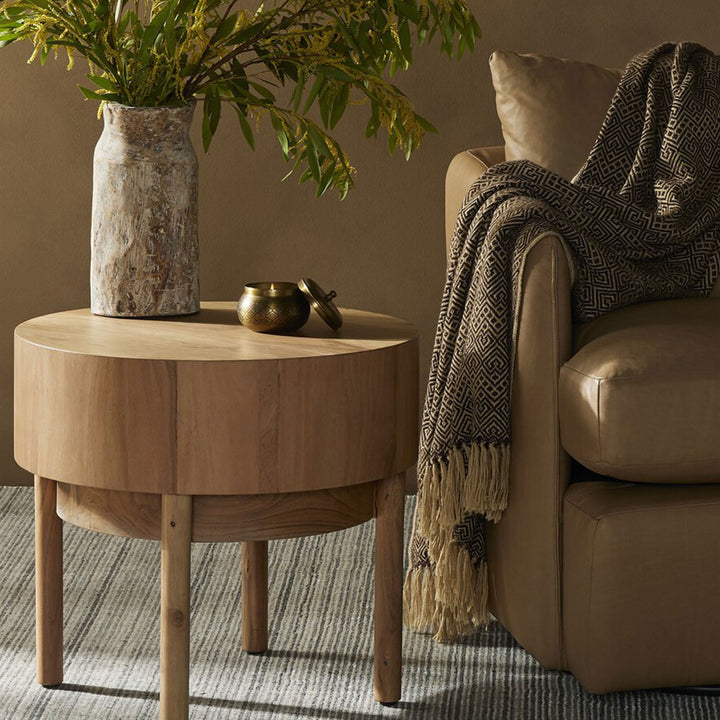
[0, 486, 718, 720]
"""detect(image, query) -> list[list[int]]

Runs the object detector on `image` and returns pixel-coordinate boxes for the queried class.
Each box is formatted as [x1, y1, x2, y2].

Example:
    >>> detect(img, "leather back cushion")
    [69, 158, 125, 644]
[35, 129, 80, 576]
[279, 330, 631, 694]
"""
[489, 51, 622, 180]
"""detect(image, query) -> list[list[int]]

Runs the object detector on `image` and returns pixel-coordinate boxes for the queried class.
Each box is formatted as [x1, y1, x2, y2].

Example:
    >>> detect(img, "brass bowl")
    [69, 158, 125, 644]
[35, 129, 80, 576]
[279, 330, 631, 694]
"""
[237, 282, 311, 333]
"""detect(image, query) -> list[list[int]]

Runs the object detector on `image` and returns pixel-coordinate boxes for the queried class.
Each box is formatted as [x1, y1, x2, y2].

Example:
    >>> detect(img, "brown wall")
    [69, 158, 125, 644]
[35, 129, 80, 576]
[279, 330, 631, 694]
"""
[1, 1, 719, 484]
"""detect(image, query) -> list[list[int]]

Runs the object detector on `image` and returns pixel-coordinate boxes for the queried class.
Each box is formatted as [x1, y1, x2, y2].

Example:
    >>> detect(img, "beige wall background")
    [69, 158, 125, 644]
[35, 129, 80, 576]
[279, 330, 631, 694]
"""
[2, 1, 719, 484]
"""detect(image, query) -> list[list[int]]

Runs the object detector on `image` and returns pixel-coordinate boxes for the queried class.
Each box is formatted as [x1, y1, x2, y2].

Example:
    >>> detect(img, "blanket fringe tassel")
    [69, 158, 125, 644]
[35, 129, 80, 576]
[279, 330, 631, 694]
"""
[416, 442, 509, 537]
[405, 441, 509, 641]
[403, 548, 489, 642]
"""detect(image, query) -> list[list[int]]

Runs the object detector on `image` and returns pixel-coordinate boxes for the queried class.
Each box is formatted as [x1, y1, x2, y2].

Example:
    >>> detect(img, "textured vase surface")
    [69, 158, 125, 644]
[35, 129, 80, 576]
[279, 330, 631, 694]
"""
[91, 103, 200, 317]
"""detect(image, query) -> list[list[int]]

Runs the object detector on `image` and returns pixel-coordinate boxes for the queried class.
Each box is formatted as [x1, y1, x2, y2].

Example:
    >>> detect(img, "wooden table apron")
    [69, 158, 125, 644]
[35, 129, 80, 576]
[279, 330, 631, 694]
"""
[14, 303, 419, 717]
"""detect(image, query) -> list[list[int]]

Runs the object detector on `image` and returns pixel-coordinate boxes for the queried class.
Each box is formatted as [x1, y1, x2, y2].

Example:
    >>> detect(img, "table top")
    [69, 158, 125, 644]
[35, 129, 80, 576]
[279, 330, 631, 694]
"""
[15, 302, 419, 495]
[15, 302, 417, 362]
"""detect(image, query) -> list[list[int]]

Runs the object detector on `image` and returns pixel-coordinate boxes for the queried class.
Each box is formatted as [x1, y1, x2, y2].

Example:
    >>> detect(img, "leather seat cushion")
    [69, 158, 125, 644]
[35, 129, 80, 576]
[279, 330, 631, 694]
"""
[563, 481, 720, 693]
[559, 298, 720, 482]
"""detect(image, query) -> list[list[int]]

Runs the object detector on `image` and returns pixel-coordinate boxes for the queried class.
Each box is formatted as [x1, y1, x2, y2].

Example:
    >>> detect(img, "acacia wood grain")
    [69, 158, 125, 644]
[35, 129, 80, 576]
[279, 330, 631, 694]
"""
[242, 541, 268, 653]
[176, 343, 417, 494]
[191, 484, 376, 541]
[15, 304, 418, 496]
[160, 494, 192, 720]
[373, 473, 404, 704]
[15, 304, 416, 361]
[34, 476, 63, 687]
[56, 483, 162, 539]
[15, 340, 176, 494]
[55, 482, 376, 542]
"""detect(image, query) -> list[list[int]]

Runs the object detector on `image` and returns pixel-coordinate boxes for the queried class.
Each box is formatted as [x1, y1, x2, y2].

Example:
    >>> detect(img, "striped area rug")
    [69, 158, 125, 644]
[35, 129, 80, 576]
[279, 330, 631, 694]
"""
[0, 486, 718, 720]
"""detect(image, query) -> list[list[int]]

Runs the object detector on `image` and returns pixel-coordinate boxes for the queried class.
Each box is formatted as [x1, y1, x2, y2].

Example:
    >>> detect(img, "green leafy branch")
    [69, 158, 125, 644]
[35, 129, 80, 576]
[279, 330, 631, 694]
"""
[0, 0, 481, 197]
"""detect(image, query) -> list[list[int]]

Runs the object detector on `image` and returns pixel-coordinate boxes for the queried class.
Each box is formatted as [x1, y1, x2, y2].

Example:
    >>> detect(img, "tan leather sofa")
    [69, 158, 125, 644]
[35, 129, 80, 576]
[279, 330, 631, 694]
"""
[446, 146, 720, 694]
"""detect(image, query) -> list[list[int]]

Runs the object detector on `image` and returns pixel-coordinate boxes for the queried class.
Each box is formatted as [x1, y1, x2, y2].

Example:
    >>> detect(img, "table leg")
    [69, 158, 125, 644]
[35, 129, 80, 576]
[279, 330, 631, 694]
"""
[35, 475, 63, 687]
[374, 472, 404, 704]
[242, 540, 268, 654]
[160, 494, 192, 720]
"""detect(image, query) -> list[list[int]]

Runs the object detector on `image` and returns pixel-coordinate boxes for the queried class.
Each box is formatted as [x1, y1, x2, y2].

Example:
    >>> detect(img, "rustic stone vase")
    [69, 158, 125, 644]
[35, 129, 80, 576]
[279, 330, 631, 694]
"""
[91, 102, 200, 317]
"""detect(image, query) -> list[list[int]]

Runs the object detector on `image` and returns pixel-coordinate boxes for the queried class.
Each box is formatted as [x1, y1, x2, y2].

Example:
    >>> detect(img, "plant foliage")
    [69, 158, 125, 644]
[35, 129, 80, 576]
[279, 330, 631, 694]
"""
[0, 0, 480, 197]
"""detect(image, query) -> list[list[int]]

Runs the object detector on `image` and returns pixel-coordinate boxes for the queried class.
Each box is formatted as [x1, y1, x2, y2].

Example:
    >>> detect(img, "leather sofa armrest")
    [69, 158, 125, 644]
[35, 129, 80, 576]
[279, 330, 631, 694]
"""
[444, 145, 574, 668]
[445, 146, 505, 254]
[488, 232, 573, 669]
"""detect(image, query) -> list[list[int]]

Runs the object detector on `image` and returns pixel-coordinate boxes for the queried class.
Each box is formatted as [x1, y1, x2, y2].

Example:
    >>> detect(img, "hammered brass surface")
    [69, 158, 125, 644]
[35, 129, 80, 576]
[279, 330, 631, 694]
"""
[237, 283, 311, 333]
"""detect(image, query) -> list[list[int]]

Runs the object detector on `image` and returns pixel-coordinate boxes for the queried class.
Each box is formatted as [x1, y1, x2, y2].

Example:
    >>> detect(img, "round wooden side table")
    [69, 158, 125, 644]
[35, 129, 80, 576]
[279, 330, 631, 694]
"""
[14, 302, 418, 719]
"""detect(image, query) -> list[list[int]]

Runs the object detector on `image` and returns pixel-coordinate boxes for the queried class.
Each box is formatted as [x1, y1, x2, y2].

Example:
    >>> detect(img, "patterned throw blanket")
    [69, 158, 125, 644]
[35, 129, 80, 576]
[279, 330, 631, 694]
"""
[404, 42, 720, 641]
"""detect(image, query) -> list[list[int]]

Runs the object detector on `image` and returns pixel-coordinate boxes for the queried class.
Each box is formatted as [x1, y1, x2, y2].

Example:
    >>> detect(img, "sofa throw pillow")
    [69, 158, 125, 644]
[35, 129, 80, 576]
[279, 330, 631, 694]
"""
[490, 51, 623, 180]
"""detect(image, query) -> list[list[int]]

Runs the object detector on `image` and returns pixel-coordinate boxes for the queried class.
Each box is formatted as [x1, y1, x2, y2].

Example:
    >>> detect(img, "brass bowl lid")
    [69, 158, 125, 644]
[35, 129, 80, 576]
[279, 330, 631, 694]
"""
[298, 278, 343, 331]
